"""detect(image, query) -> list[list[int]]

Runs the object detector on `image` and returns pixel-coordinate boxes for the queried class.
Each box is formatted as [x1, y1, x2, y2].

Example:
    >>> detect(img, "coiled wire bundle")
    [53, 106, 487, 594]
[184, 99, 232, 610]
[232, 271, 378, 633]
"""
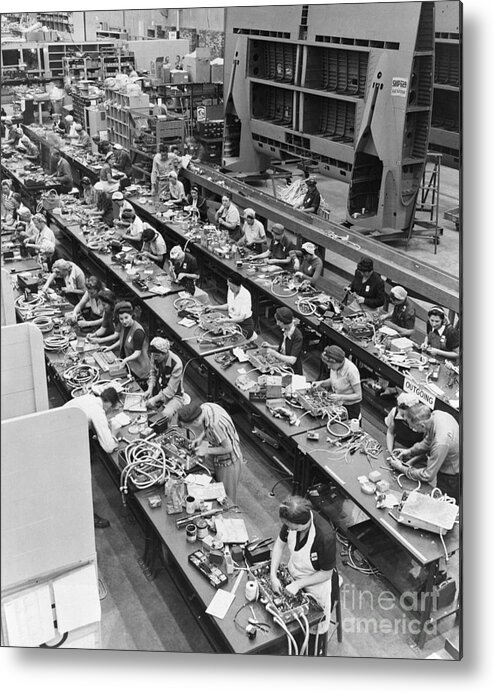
[270, 272, 299, 298]
[173, 296, 202, 313]
[119, 439, 186, 497]
[32, 315, 53, 333]
[44, 334, 70, 351]
[15, 292, 45, 314]
[62, 363, 100, 389]
[195, 320, 244, 345]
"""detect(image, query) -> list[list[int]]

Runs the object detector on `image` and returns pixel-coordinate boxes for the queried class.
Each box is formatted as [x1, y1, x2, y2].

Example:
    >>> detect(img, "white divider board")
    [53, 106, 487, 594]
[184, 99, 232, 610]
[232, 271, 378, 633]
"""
[1, 268, 16, 326]
[1, 323, 49, 420]
[1, 407, 96, 592]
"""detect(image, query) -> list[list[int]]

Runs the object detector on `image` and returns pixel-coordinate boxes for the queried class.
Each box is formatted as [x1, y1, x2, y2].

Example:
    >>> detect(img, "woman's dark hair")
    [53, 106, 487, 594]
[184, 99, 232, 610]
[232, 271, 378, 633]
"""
[428, 306, 446, 321]
[85, 276, 103, 292]
[227, 273, 242, 287]
[141, 227, 156, 243]
[98, 288, 115, 306]
[279, 496, 312, 525]
[100, 386, 120, 407]
[113, 301, 134, 319]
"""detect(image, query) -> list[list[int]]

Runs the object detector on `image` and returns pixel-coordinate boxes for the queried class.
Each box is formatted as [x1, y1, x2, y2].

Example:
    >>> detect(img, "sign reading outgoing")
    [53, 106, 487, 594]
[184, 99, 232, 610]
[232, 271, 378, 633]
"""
[391, 77, 408, 97]
[403, 376, 436, 409]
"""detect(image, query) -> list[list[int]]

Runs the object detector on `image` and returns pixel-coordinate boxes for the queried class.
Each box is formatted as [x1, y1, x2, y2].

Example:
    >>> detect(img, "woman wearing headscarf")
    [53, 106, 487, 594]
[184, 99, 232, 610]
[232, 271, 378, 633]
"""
[178, 401, 244, 503]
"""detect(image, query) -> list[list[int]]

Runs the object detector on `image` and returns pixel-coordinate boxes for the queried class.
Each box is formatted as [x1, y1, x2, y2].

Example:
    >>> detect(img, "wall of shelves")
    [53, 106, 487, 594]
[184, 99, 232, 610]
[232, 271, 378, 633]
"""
[63, 51, 135, 83]
[105, 88, 150, 150]
[428, 1, 461, 169]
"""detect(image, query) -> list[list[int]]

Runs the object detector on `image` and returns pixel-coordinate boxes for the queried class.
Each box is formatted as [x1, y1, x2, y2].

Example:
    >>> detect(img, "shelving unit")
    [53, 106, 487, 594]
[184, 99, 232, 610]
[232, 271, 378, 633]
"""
[195, 119, 224, 163]
[37, 11, 73, 34]
[429, 35, 460, 169]
[129, 108, 186, 180]
[105, 88, 150, 150]
[70, 90, 106, 134]
[63, 50, 135, 83]
[46, 42, 116, 78]
[149, 82, 223, 132]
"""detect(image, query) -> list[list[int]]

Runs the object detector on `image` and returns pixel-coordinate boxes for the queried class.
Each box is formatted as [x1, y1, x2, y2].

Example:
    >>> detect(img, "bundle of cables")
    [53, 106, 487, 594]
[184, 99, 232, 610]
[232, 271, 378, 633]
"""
[382, 350, 428, 369]
[295, 296, 319, 316]
[119, 438, 186, 498]
[343, 312, 376, 340]
[15, 292, 45, 313]
[270, 272, 299, 298]
[32, 314, 53, 333]
[336, 530, 381, 577]
[62, 363, 99, 389]
[322, 404, 349, 424]
[198, 311, 227, 334]
[195, 320, 244, 345]
[173, 296, 203, 313]
[44, 334, 70, 351]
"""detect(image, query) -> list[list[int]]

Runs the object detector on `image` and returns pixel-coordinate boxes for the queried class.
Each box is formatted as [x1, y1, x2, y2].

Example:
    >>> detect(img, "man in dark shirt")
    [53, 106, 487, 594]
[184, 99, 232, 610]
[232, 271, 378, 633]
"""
[256, 223, 296, 266]
[346, 256, 385, 309]
[113, 143, 133, 178]
[378, 285, 416, 336]
[169, 245, 200, 295]
[295, 177, 321, 214]
[49, 150, 74, 194]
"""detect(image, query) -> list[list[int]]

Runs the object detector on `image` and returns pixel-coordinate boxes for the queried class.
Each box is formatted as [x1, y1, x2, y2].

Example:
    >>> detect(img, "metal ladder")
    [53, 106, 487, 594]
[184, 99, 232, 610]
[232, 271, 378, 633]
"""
[406, 152, 443, 254]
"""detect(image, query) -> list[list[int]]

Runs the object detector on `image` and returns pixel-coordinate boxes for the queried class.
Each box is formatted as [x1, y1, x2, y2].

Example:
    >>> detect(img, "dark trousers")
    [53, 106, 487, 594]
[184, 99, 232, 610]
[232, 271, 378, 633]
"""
[437, 472, 460, 504]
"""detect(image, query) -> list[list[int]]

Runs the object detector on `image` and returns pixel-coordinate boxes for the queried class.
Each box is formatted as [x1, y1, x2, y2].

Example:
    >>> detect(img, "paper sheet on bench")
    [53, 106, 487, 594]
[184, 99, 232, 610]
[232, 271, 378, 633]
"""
[215, 516, 249, 544]
[206, 572, 243, 619]
[187, 481, 226, 502]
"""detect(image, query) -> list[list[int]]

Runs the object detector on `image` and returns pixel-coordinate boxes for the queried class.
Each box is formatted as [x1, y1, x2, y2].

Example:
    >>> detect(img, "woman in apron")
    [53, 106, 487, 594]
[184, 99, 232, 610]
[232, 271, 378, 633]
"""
[103, 301, 150, 388]
[270, 495, 336, 654]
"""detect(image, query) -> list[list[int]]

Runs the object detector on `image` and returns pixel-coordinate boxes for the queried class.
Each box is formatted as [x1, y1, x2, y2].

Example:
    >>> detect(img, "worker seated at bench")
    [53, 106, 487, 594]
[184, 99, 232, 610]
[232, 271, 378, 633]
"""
[237, 208, 268, 254]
